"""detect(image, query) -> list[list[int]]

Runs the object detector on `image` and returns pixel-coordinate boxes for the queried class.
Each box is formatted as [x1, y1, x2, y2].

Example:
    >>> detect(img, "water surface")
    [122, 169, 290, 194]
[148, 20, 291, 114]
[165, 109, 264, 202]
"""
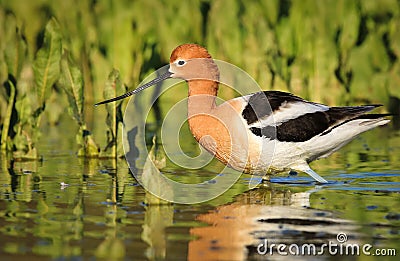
[0, 117, 399, 260]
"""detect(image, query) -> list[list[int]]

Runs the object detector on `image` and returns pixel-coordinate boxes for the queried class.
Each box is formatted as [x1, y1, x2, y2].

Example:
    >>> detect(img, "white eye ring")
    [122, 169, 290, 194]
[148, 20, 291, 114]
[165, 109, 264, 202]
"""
[176, 60, 186, 67]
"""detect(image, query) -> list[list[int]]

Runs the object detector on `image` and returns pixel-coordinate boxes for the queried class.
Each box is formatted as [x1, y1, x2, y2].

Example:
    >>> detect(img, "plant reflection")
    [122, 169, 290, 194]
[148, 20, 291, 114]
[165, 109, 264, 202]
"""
[95, 158, 127, 260]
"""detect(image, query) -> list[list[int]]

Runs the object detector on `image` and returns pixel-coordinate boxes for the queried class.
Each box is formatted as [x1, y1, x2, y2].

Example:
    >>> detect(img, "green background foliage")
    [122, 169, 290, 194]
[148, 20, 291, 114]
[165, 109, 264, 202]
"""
[0, 0, 399, 158]
[0, 1, 399, 259]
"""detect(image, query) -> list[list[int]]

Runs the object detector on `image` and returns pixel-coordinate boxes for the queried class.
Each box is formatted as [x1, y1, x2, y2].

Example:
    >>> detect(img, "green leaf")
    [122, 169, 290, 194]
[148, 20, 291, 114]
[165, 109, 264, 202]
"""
[100, 69, 126, 158]
[1, 80, 16, 151]
[32, 18, 62, 107]
[4, 25, 27, 79]
[12, 87, 40, 159]
[58, 50, 84, 125]
[58, 50, 99, 157]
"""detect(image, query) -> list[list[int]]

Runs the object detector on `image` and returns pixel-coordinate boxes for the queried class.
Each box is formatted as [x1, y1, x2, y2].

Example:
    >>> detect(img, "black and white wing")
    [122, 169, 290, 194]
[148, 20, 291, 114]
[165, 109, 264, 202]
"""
[242, 91, 386, 142]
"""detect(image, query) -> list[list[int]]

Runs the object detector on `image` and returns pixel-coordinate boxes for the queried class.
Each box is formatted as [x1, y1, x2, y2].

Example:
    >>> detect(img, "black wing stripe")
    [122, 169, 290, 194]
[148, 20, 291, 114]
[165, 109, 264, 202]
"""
[242, 91, 306, 125]
[251, 111, 329, 142]
[250, 105, 382, 142]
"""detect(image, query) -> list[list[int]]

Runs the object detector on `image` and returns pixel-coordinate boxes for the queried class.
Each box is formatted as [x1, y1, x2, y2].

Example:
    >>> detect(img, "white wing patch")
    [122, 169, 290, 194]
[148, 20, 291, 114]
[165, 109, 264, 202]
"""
[248, 101, 329, 128]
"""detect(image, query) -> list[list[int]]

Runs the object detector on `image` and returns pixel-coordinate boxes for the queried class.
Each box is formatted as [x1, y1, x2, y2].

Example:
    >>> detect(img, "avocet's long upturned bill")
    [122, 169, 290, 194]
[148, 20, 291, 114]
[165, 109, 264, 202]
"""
[96, 44, 390, 183]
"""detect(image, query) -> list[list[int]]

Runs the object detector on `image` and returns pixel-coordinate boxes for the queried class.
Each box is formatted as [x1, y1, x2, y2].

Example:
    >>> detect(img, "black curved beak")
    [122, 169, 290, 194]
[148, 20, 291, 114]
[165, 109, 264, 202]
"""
[95, 70, 172, 106]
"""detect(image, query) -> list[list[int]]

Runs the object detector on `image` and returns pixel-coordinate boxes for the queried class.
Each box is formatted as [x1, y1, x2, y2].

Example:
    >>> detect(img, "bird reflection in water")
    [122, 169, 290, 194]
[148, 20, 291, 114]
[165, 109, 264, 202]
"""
[189, 185, 359, 260]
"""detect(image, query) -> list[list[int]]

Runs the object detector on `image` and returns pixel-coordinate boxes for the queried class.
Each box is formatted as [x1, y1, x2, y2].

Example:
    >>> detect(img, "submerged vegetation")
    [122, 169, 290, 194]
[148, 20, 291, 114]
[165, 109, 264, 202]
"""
[0, 0, 399, 159]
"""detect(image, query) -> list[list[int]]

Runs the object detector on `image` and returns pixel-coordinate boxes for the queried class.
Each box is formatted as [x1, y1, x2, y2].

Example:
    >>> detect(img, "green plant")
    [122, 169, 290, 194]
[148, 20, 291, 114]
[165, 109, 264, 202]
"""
[99, 69, 126, 158]
[0, 16, 99, 159]
[58, 50, 99, 157]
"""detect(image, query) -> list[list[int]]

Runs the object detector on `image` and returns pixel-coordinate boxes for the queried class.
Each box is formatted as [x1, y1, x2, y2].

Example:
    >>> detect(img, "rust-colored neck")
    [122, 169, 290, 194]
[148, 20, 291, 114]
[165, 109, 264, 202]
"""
[186, 79, 236, 167]
[187, 80, 219, 115]
[187, 80, 219, 143]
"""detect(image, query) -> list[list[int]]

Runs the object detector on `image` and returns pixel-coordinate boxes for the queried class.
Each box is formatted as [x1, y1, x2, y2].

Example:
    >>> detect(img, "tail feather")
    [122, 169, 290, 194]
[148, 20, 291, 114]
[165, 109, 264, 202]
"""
[321, 107, 390, 136]
[356, 114, 391, 127]
[355, 113, 393, 119]
[329, 105, 382, 121]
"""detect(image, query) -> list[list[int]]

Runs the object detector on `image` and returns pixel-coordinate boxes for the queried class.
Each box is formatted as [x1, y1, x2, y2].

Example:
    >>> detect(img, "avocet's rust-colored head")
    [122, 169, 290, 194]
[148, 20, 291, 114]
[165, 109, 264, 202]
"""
[169, 44, 212, 62]
[168, 44, 219, 82]
[95, 44, 219, 105]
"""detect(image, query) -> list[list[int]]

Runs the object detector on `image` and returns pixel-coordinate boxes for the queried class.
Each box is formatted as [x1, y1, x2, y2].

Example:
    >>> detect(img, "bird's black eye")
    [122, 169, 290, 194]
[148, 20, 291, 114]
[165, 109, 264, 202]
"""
[177, 60, 186, 66]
